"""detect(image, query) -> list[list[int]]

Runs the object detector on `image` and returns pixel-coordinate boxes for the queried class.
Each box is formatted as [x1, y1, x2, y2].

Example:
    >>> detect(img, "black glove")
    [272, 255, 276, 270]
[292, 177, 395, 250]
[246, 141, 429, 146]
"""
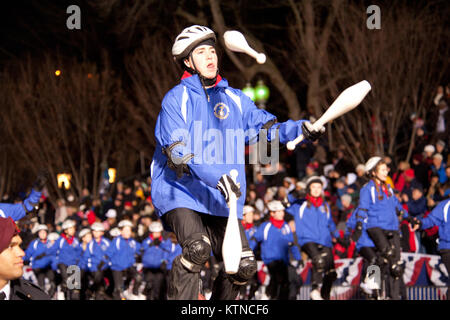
[405, 216, 422, 229]
[217, 174, 242, 203]
[351, 221, 363, 242]
[32, 169, 49, 191]
[160, 260, 167, 272]
[97, 260, 105, 271]
[337, 236, 350, 248]
[301, 121, 325, 142]
[34, 253, 46, 261]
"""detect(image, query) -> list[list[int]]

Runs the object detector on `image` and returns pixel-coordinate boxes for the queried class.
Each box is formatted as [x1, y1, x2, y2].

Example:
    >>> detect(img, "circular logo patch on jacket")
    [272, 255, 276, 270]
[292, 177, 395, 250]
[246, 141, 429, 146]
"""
[214, 102, 230, 120]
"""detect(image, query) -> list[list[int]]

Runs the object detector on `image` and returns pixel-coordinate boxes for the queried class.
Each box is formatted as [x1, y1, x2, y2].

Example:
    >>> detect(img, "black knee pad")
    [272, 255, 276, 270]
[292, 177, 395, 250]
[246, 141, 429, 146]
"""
[229, 250, 257, 285]
[390, 260, 405, 278]
[312, 254, 326, 272]
[325, 269, 337, 280]
[180, 233, 212, 272]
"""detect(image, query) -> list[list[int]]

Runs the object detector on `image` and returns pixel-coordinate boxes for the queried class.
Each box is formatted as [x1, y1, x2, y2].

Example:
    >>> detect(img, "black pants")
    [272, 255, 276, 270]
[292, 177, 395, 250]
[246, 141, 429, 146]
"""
[301, 242, 336, 300]
[33, 267, 56, 297]
[143, 268, 165, 300]
[265, 260, 289, 300]
[359, 246, 381, 299]
[57, 263, 80, 300]
[367, 227, 403, 300]
[111, 267, 141, 300]
[163, 207, 252, 300]
[440, 249, 450, 300]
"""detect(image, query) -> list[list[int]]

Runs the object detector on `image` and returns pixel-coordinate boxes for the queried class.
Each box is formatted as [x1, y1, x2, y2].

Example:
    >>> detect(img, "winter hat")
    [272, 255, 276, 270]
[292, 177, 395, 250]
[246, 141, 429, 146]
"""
[306, 176, 323, 190]
[0, 217, 19, 253]
[404, 169, 415, 178]
[106, 209, 117, 219]
[323, 164, 335, 177]
[149, 221, 163, 233]
[267, 200, 284, 212]
[35, 224, 48, 233]
[424, 145, 435, 154]
[346, 173, 357, 186]
[109, 228, 120, 238]
[437, 140, 446, 147]
[91, 222, 105, 232]
[48, 232, 60, 241]
[243, 205, 255, 215]
[365, 156, 382, 173]
[62, 219, 76, 230]
[79, 228, 91, 239]
[118, 220, 133, 229]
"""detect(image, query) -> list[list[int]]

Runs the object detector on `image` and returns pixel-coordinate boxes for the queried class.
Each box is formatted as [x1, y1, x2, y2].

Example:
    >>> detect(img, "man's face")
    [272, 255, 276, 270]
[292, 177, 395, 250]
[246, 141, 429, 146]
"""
[185, 45, 218, 80]
[0, 235, 25, 282]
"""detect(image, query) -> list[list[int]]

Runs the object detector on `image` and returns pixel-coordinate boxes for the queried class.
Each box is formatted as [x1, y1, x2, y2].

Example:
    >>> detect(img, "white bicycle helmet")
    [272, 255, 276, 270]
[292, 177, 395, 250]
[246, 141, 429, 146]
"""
[172, 25, 216, 60]
[364, 156, 382, 173]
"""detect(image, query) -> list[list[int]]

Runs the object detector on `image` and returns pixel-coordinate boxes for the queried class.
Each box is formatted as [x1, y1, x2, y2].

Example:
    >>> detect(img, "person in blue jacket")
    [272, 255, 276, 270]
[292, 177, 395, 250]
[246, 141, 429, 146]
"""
[78, 228, 92, 300]
[345, 207, 381, 299]
[83, 222, 110, 300]
[254, 200, 302, 300]
[0, 171, 48, 221]
[150, 25, 325, 300]
[416, 199, 450, 300]
[141, 221, 169, 300]
[358, 156, 417, 300]
[105, 219, 141, 300]
[24, 224, 57, 298]
[56, 219, 82, 300]
[240, 205, 259, 300]
[286, 176, 339, 300]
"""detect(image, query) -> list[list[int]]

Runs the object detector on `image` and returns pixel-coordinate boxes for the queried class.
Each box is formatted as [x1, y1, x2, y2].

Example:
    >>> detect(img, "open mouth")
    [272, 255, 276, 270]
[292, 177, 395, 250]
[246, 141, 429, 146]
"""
[207, 63, 215, 69]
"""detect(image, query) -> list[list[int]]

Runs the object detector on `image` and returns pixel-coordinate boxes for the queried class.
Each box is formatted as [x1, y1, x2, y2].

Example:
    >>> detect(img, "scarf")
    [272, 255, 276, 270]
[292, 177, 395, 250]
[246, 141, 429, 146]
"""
[306, 194, 323, 208]
[61, 233, 74, 245]
[270, 217, 284, 229]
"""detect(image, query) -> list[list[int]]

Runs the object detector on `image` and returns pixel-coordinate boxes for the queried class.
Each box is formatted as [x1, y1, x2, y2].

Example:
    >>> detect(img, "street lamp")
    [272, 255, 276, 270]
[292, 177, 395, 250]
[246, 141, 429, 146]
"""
[242, 82, 256, 101]
[254, 79, 270, 108]
[57, 173, 71, 189]
[108, 168, 117, 183]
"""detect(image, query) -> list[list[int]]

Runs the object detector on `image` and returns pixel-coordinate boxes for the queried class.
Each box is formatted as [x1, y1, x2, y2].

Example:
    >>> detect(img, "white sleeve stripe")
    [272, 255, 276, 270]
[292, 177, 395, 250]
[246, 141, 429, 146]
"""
[181, 86, 188, 123]
[444, 201, 450, 223]
[225, 89, 242, 114]
[371, 186, 376, 204]
[150, 160, 155, 178]
[263, 223, 271, 241]
[299, 202, 307, 219]
[0, 209, 5, 218]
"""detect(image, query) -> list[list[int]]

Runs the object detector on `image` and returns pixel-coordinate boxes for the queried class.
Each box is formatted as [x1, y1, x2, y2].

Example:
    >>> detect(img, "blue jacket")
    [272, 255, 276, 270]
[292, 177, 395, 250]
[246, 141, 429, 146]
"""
[24, 239, 57, 269]
[150, 74, 308, 219]
[244, 224, 258, 251]
[345, 207, 375, 251]
[48, 241, 59, 271]
[105, 236, 140, 271]
[83, 238, 110, 272]
[56, 236, 82, 266]
[358, 180, 408, 231]
[161, 241, 182, 270]
[254, 220, 301, 265]
[407, 197, 427, 217]
[141, 237, 171, 269]
[0, 189, 41, 221]
[419, 199, 450, 250]
[286, 199, 339, 248]
[430, 164, 447, 184]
